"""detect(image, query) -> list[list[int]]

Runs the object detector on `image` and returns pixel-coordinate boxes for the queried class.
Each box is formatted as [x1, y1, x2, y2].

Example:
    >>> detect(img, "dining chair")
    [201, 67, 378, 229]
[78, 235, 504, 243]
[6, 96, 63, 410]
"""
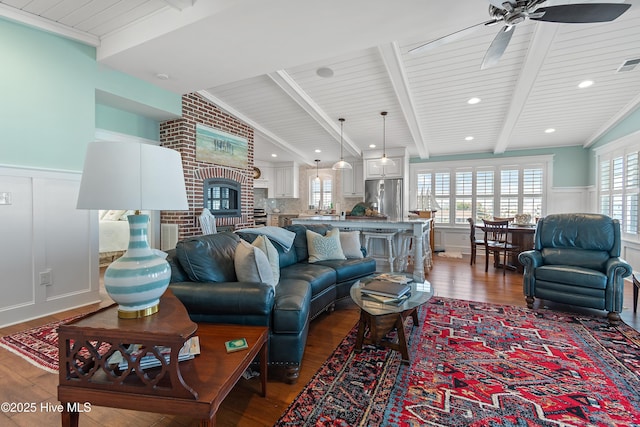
[482, 219, 519, 275]
[467, 217, 486, 266]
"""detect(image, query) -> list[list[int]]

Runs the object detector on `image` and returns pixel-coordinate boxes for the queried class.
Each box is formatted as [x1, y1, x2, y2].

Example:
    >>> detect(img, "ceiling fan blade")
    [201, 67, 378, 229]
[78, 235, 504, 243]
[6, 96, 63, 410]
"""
[409, 20, 498, 54]
[531, 3, 631, 23]
[481, 25, 515, 70]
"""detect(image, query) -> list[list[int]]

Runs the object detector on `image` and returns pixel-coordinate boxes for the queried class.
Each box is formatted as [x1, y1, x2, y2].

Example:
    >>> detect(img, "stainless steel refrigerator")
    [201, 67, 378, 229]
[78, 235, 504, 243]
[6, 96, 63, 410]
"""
[365, 179, 403, 221]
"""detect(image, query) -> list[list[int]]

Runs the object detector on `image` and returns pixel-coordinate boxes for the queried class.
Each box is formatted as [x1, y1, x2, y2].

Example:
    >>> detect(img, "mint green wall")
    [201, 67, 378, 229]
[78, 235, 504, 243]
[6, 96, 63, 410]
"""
[591, 106, 640, 149]
[410, 145, 590, 188]
[95, 66, 182, 118]
[0, 18, 96, 171]
[96, 103, 160, 141]
[588, 105, 640, 185]
[0, 18, 182, 171]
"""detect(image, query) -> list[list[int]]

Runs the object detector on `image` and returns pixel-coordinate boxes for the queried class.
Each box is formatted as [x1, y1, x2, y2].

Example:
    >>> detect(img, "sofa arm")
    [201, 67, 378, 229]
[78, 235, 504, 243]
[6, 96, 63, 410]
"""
[272, 279, 311, 334]
[518, 250, 543, 296]
[169, 281, 274, 317]
[518, 250, 543, 270]
[604, 257, 632, 313]
[605, 257, 633, 282]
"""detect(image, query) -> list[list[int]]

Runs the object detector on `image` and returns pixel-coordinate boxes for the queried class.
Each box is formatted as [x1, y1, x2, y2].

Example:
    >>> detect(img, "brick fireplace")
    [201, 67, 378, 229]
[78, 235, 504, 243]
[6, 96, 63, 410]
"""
[160, 93, 254, 241]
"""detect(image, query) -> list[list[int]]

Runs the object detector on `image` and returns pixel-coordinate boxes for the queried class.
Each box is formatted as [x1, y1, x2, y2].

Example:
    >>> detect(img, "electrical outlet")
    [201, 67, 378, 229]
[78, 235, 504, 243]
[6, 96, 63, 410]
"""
[39, 269, 52, 286]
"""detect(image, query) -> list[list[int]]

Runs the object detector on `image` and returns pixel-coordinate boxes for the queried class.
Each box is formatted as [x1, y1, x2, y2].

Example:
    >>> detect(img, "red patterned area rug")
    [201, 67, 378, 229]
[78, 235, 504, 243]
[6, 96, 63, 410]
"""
[276, 297, 640, 426]
[0, 308, 111, 373]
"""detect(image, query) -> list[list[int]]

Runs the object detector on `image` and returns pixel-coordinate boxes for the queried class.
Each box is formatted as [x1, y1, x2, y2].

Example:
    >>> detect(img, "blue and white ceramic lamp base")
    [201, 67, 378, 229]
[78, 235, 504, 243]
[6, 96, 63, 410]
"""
[104, 214, 171, 318]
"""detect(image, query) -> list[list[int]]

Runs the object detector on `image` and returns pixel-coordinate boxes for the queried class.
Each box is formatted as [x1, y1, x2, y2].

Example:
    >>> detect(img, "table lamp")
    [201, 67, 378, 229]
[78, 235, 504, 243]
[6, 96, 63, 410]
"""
[77, 141, 188, 318]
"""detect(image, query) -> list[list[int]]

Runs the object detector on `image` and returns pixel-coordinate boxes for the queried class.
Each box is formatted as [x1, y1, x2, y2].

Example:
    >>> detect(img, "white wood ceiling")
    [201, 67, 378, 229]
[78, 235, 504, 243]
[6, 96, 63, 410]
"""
[2, 0, 639, 164]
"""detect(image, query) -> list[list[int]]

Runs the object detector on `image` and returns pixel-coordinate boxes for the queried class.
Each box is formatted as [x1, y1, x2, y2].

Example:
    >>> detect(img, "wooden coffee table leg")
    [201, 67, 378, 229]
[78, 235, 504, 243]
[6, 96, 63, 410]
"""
[394, 314, 410, 364]
[259, 339, 267, 397]
[354, 310, 368, 352]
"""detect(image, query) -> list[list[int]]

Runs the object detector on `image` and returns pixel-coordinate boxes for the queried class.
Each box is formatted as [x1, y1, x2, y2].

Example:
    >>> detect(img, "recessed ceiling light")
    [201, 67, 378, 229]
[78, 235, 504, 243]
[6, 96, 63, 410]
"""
[465, 136, 474, 141]
[545, 128, 556, 133]
[314, 149, 322, 153]
[271, 153, 278, 157]
[467, 97, 481, 105]
[369, 144, 376, 148]
[155, 73, 170, 80]
[316, 67, 334, 78]
[578, 80, 594, 89]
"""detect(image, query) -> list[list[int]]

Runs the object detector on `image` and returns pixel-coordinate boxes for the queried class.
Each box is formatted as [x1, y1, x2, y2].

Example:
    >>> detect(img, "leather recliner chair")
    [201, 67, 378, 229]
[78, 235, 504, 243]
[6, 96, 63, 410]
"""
[518, 213, 632, 323]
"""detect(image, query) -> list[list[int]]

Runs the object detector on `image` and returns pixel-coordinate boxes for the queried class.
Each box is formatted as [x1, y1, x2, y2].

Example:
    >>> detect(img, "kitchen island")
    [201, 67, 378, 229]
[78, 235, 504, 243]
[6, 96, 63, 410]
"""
[291, 217, 432, 280]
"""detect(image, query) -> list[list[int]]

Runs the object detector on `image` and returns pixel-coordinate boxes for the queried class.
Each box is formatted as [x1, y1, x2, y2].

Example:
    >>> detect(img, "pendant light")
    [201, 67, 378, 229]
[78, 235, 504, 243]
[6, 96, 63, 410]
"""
[332, 118, 352, 170]
[378, 111, 395, 166]
[314, 159, 321, 182]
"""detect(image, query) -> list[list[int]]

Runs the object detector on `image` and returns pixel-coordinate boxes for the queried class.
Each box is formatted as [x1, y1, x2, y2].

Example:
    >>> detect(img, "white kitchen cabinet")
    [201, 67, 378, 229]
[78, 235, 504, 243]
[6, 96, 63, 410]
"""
[342, 160, 364, 197]
[273, 162, 299, 198]
[365, 157, 403, 179]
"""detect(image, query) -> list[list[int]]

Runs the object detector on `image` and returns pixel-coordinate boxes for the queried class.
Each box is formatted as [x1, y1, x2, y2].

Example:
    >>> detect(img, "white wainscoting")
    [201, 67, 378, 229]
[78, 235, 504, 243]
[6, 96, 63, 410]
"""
[0, 166, 100, 327]
[546, 186, 592, 215]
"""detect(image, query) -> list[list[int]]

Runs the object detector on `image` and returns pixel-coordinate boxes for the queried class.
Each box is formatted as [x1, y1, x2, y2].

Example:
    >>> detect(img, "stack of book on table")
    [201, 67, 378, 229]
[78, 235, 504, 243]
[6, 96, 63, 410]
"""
[361, 277, 412, 305]
[108, 336, 201, 370]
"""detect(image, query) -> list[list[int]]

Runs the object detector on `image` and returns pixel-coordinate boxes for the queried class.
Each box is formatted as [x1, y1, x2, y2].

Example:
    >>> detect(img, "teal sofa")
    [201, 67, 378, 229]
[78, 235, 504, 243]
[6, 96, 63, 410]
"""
[518, 213, 632, 322]
[167, 225, 376, 383]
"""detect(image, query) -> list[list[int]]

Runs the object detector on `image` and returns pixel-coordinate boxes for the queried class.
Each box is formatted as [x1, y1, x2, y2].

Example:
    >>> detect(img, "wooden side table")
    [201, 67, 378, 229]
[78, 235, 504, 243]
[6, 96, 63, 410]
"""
[57, 290, 268, 426]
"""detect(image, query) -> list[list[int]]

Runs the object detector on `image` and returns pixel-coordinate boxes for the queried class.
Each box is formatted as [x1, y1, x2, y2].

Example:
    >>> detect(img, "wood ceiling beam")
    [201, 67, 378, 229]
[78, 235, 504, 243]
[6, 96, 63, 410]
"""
[493, 24, 558, 154]
[378, 42, 430, 159]
[266, 70, 361, 158]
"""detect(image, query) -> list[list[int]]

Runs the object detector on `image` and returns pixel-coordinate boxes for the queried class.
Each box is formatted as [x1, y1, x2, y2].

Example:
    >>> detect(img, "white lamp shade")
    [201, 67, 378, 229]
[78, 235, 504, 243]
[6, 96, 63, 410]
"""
[77, 141, 188, 211]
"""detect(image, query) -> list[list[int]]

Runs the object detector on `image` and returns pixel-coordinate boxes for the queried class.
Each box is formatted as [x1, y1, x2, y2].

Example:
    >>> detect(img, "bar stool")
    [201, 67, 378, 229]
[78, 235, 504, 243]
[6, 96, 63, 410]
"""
[362, 231, 398, 272]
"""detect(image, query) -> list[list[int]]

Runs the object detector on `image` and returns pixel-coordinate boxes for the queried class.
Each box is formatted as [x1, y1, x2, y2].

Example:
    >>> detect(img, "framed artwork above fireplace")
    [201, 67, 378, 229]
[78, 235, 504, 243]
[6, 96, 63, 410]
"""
[195, 123, 248, 169]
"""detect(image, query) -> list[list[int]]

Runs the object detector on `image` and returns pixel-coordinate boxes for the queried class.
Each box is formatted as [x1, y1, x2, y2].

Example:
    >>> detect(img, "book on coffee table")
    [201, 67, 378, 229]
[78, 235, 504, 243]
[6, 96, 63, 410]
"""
[361, 279, 411, 299]
[362, 291, 411, 305]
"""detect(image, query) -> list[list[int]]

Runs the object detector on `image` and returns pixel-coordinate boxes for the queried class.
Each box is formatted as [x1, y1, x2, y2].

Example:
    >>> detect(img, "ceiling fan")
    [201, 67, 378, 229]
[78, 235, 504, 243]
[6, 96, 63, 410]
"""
[409, 0, 631, 69]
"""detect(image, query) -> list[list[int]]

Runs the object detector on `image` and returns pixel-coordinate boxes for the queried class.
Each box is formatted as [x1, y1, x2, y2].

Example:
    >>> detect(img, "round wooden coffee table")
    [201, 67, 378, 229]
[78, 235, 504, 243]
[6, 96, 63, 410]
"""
[350, 275, 434, 364]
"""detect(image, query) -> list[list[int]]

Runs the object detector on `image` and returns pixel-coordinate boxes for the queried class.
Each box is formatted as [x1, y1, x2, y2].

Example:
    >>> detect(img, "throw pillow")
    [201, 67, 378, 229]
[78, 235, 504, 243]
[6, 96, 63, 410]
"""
[339, 230, 364, 259]
[252, 235, 280, 285]
[306, 228, 346, 263]
[234, 239, 276, 287]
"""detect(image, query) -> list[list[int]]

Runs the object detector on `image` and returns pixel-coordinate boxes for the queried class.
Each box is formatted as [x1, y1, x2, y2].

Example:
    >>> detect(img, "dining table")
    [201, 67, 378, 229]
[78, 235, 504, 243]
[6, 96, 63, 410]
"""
[476, 222, 537, 273]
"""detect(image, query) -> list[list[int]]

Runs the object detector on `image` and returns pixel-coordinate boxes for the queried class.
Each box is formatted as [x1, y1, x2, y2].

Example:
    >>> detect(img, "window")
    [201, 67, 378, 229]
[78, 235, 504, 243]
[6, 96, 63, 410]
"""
[203, 178, 241, 217]
[309, 170, 333, 211]
[455, 171, 472, 224]
[476, 170, 494, 220]
[599, 150, 640, 234]
[413, 158, 547, 225]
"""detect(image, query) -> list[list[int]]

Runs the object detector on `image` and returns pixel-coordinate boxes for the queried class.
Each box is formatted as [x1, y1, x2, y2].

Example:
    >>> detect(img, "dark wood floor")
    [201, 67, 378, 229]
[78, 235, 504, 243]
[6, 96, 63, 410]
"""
[1, 256, 637, 426]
